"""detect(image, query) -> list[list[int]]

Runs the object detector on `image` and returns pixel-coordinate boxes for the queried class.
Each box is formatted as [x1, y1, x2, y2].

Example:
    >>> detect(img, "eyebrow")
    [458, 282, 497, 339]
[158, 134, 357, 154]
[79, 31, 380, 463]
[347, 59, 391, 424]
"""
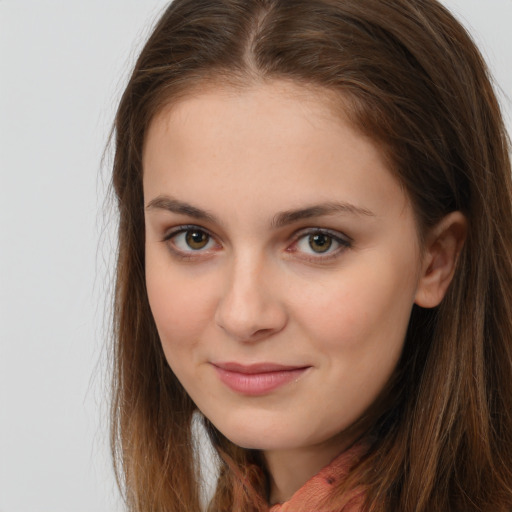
[271, 202, 375, 228]
[146, 196, 218, 223]
[145, 195, 375, 227]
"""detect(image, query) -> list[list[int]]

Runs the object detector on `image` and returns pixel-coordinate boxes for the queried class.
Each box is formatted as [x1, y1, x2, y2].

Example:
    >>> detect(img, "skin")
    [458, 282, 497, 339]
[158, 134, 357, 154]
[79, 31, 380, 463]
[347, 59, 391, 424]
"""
[142, 81, 465, 504]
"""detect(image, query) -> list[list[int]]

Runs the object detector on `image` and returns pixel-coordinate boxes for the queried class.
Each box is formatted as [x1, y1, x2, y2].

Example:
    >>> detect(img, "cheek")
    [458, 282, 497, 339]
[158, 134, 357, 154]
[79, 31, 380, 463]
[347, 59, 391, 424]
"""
[286, 263, 417, 432]
[145, 256, 216, 354]
[291, 258, 418, 357]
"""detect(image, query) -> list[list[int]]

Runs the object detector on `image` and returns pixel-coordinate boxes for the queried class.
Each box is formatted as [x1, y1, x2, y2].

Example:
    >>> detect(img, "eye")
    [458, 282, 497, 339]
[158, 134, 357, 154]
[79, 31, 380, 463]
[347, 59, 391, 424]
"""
[291, 229, 351, 258]
[164, 226, 218, 253]
[304, 233, 333, 253]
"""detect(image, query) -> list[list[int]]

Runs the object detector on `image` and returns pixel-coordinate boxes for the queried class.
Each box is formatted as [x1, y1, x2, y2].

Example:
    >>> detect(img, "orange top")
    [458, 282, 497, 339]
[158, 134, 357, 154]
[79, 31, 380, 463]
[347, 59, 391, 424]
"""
[268, 444, 365, 512]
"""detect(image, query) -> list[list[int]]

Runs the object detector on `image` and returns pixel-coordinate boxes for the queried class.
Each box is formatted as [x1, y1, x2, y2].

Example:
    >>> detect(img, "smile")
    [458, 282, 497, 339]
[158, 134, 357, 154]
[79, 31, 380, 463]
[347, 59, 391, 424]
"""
[211, 362, 311, 396]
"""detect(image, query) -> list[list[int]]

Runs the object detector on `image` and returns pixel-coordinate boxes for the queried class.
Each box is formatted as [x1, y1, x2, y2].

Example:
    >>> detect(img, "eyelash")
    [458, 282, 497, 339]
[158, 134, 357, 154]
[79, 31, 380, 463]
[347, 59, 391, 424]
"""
[287, 228, 352, 261]
[162, 225, 352, 262]
[162, 225, 220, 260]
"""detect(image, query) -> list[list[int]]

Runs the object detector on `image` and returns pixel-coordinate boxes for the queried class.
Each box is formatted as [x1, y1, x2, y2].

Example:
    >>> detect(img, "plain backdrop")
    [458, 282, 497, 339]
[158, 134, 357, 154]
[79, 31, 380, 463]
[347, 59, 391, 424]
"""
[0, 1, 511, 511]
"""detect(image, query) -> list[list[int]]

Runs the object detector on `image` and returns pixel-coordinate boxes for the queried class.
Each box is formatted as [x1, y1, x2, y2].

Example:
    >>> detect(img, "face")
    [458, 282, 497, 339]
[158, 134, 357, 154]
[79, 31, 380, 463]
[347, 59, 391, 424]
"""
[143, 81, 424, 459]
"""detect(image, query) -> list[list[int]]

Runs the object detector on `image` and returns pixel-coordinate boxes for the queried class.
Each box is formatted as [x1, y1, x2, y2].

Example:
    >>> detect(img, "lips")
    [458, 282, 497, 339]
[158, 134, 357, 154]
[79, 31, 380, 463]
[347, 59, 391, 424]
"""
[211, 362, 310, 396]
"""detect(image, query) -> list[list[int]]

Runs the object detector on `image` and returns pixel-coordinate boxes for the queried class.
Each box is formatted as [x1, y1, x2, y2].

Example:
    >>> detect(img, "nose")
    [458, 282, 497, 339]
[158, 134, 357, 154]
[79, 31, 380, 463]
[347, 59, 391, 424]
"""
[214, 254, 288, 342]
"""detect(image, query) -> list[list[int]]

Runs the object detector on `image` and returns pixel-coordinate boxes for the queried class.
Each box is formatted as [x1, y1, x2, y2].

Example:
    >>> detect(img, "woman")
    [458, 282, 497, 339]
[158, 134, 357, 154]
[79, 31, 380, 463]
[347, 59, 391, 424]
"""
[109, 0, 512, 510]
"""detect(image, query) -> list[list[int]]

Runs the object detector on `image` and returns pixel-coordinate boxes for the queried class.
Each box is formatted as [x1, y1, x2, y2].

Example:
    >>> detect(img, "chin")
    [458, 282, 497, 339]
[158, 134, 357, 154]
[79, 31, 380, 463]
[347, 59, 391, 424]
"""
[211, 419, 310, 452]
[227, 435, 289, 451]
[216, 425, 275, 450]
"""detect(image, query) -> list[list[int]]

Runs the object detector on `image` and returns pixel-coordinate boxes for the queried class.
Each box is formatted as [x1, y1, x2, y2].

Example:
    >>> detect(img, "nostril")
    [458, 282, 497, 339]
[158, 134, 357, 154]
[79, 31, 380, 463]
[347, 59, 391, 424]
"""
[215, 307, 288, 342]
[216, 322, 279, 343]
[247, 327, 277, 341]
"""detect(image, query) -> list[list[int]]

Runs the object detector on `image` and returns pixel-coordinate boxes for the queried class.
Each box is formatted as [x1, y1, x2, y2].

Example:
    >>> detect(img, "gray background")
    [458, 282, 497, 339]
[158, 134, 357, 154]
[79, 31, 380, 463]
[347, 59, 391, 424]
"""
[1, 1, 511, 511]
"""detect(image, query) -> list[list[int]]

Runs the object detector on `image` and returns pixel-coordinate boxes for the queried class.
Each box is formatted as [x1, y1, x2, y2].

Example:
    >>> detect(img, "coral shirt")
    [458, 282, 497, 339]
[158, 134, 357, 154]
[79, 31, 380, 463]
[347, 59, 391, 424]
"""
[268, 444, 365, 512]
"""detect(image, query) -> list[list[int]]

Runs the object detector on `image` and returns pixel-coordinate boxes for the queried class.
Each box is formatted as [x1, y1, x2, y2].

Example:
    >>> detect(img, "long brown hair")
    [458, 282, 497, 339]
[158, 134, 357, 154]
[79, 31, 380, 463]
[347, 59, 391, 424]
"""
[110, 1, 512, 510]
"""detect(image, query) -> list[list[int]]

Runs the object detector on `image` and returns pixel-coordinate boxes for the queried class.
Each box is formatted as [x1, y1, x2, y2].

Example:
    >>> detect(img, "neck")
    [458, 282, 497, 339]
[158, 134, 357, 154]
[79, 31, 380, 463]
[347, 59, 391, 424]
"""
[264, 432, 356, 505]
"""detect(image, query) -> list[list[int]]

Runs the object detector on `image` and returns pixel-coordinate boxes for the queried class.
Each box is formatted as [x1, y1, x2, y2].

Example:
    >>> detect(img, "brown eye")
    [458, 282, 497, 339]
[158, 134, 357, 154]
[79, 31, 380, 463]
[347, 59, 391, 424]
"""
[308, 233, 333, 253]
[293, 229, 351, 259]
[185, 230, 210, 250]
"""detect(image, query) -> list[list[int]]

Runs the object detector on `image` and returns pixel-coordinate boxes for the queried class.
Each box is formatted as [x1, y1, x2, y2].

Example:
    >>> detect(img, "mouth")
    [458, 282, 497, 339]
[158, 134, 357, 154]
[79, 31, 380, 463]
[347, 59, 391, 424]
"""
[211, 362, 311, 396]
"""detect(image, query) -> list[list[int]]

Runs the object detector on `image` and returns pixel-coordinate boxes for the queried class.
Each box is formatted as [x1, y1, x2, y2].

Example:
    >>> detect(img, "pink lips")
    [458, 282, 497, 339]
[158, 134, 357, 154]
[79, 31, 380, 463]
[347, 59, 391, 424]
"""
[212, 362, 310, 396]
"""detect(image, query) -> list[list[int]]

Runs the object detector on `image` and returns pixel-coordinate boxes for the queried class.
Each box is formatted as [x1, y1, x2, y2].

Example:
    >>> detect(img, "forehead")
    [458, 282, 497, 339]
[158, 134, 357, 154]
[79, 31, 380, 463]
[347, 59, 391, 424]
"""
[142, 80, 408, 221]
[144, 80, 346, 156]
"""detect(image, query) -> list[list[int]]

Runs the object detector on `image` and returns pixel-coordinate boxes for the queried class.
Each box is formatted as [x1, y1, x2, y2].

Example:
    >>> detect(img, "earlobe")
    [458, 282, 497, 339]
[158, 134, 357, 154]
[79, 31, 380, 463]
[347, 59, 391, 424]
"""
[414, 211, 467, 308]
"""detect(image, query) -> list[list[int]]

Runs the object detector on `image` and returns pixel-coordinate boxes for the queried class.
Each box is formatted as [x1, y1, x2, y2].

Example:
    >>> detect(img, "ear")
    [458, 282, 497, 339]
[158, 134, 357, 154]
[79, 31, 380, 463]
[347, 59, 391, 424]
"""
[414, 211, 467, 308]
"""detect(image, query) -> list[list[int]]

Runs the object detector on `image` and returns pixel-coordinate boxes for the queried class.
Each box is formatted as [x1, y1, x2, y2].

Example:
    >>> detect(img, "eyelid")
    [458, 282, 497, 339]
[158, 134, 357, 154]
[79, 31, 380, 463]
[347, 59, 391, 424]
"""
[160, 224, 352, 262]
[162, 224, 221, 257]
[287, 227, 352, 259]
[291, 226, 352, 244]
[162, 224, 214, 242]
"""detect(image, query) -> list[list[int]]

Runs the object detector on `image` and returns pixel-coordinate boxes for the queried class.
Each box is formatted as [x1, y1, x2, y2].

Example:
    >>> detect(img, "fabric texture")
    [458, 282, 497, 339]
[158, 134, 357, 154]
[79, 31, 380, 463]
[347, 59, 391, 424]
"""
[268, 443, 365, 512]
